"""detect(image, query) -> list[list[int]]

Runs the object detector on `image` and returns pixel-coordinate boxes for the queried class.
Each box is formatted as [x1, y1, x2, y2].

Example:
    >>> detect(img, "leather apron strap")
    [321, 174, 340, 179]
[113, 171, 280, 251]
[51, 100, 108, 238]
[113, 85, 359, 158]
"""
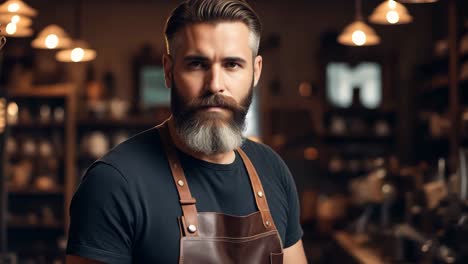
[158, 121, 199, 237]
[157, 119, 277, 236]
[236, 148, 277, 230]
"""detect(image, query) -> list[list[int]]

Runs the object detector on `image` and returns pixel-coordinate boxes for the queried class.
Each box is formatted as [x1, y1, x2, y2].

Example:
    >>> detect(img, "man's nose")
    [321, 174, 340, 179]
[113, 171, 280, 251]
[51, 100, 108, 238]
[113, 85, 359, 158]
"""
[206, 64, 225, 94]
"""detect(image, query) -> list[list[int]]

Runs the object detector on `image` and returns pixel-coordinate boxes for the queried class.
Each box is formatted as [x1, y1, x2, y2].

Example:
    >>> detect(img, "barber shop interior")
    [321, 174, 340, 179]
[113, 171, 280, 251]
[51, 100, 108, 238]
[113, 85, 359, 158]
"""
[1, 0, 468, 263]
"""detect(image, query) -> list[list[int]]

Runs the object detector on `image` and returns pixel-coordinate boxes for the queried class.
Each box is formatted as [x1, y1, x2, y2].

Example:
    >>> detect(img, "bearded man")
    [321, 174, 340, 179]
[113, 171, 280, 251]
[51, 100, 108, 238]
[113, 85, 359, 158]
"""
[66, 0, 307, 263]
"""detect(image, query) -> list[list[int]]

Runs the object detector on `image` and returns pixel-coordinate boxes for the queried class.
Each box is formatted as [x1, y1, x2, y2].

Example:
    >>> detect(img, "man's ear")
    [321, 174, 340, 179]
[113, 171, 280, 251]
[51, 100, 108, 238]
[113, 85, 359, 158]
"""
[162, 54, 173, 89]
[253, 55, 263, 87]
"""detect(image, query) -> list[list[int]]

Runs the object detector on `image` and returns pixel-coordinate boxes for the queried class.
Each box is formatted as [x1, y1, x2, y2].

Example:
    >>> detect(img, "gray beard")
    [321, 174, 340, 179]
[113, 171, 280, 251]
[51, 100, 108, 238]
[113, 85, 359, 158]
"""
[170, 80, 253, 155]
[176, 115, 245, 155]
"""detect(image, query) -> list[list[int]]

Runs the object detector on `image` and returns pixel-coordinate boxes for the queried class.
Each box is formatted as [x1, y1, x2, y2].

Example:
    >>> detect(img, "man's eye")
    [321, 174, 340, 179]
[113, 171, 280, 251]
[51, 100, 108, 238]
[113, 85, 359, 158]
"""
[225, 62, 240, 69]
[187, 61, 204, 69]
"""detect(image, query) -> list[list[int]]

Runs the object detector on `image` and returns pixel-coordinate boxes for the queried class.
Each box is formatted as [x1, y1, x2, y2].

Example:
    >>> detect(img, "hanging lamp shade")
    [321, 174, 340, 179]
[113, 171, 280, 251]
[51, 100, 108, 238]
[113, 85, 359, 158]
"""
[338, 20, 381, 46]
[0, 21, 32, 37]
[0, 0, 37, 17]
[32, 24, 72, 49]
[399, 0, 437, 3]
[369, 0, 413, 25]
[56, 40, 96, 62]
[0, 13, 31, 27]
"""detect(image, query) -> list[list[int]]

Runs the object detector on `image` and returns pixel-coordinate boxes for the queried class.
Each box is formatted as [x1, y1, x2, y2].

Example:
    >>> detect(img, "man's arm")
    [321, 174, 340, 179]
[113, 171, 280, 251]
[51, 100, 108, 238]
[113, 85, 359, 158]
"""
[67, 255, 105, 264]
[284, 239, 308, 264]
[66, 162, 135, 264]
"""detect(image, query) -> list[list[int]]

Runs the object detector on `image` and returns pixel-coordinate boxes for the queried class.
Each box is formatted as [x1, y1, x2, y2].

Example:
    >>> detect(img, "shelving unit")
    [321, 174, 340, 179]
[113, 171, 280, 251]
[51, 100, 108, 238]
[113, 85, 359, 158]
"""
[5, 83, 76, 264]
[0, 81, 170, 262]
[415, 0, 468, 167]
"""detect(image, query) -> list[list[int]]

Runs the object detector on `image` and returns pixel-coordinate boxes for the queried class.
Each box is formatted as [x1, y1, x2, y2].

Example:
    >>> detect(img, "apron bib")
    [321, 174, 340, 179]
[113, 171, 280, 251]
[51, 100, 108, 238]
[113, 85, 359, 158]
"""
[157, 120, 283, 264]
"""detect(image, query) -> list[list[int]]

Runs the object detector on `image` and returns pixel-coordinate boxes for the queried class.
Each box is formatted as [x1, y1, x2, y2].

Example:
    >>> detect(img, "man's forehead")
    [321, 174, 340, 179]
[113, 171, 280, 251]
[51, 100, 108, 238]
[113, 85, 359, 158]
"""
[172, 21, 253, 58]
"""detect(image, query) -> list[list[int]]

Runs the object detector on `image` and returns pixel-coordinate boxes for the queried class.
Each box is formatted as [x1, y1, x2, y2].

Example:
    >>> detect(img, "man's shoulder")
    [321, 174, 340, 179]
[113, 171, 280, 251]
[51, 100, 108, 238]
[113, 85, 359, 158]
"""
[100, 126, 162, 162]
[240, 138, 291, 185]
[241, 138, 282, 163]
[90, 126, 167, 179]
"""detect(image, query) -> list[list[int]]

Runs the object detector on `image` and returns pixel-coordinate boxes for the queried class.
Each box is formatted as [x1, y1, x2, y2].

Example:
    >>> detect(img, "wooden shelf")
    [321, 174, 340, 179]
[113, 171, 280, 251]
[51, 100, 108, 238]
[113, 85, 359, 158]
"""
[9, 121, 65, 129]
[7, 84, 75, 98]
[3, 83, 77, 255]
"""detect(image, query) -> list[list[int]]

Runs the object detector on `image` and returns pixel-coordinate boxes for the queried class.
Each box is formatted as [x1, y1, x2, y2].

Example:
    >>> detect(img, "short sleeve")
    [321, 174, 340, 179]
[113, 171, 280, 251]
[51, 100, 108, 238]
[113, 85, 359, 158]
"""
[278, 156, 304, 248]
[66, 162, 136, 264]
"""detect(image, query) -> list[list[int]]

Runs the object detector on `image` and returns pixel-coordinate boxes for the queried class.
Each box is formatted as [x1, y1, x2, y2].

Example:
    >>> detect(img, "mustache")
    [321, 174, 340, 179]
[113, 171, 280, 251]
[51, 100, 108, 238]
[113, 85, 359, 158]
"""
[185, 94, 248, 114]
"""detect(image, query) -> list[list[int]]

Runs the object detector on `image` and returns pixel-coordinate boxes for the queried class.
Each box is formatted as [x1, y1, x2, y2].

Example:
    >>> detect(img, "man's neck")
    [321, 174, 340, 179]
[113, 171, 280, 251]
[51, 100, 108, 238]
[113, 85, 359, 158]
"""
[167, 119, 236, 165]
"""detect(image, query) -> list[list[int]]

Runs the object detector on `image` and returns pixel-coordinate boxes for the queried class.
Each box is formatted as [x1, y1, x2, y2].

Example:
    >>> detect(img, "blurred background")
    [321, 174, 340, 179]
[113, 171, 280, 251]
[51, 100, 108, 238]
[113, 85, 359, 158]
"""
[1, 0, 468, 263]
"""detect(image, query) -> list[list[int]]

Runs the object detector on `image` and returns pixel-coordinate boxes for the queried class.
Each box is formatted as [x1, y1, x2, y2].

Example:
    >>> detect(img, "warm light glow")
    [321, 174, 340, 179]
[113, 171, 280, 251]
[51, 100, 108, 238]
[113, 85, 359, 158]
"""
[304, 147, 319, 160]
[352, 30, 366, 46]
[32, 25, 72, 49]
[0, 14, 32, 27]
[71, 47, 85, 62]
[45, 34, 59, 49]
[56, 42, 97, 63]
[399, 0, 438, 3]
[369, 0, 412, 25]
[6, 22, 16, 34]
[299, 82, 312, 97]
[386, 10, 400, 24]
[7, 102, 18, 116]
[338, 20, 380, 46]
[0, 0, 38, 17]
[11, 14, 19, 23]
[7, 3, 19, 12]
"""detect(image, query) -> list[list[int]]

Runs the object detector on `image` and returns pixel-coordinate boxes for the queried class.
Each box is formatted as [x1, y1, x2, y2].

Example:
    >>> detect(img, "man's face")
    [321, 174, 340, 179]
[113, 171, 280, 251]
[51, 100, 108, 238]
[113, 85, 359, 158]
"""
[163, 21, 262, 154]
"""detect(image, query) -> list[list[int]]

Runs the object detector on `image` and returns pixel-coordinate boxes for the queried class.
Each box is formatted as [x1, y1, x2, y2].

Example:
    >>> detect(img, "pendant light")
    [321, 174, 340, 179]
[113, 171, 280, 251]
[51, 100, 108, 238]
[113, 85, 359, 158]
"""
[0, 13, 31, 27]
[0, 0, 37, 17]
[0, 0, 36, 38]
[56, 0, 96, 63]
[56, 40, 96, 62]
[1, 21, 32, 37]
[32, 24, 72, 49]
[369, 0, 413, 25]
[338, 0, 380, 46]
[399, 0, 438, 3]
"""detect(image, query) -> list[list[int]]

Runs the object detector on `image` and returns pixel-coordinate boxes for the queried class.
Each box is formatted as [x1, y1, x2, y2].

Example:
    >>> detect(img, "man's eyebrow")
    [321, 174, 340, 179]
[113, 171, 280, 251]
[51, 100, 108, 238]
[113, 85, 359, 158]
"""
[183, 55, 209, 62]
[182, 55, 247, 65]
[223, 57, 247, 64]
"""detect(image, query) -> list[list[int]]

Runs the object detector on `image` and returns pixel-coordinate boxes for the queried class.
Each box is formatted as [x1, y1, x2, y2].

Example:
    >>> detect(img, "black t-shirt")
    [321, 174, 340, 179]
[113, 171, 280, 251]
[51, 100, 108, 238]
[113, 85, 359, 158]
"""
[66, 127, 303, 263]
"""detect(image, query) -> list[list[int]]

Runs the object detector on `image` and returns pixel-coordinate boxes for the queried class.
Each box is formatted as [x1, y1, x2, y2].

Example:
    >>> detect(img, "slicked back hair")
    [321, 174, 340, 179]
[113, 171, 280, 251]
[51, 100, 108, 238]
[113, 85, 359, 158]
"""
[164, 0, 262, 57]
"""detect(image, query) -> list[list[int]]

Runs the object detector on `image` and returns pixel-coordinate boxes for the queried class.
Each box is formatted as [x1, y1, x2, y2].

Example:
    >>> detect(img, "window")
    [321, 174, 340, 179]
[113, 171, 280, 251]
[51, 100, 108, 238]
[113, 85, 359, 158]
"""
[140, 66, 170, 108]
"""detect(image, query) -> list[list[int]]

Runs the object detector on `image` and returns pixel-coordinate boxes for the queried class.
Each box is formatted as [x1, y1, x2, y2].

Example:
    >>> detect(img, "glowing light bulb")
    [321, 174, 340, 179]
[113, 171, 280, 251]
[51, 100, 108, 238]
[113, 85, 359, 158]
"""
[6, 23, 17, 35]
[71, 48, 84, 62]
[45, 34, 59, 49]
[388, 0, 397, 9]
[7, 3, 19, 12]
[386, 10, 400, 24]
[7, 102, 18, 116]
[352, 30, 366, 46]
[11, 15, 20, 23]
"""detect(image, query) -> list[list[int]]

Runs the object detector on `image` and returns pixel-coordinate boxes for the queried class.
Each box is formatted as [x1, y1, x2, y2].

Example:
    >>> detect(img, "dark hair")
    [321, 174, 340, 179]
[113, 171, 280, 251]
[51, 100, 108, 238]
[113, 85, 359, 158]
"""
[164, 0, 262, 56]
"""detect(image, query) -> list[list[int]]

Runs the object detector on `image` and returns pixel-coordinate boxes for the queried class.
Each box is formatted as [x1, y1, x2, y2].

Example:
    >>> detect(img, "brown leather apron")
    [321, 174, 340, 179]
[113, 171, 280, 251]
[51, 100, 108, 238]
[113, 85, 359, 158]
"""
[157, 121, 284, 264]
